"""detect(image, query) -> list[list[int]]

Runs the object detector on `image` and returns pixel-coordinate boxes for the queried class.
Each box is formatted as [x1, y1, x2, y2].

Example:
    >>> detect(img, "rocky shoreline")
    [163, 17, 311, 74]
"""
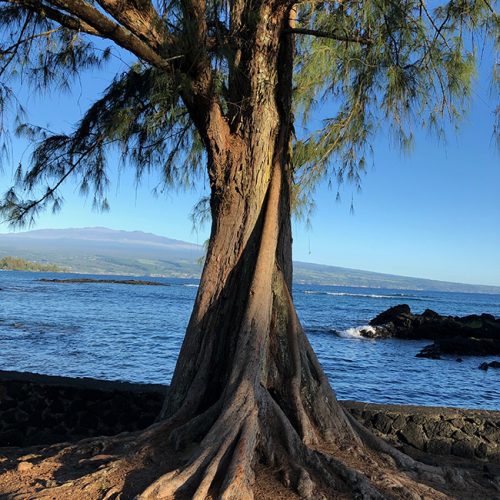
[38, 278, 168, 286]
[358, 304, 500, 360]
[0, 370, 498, 463]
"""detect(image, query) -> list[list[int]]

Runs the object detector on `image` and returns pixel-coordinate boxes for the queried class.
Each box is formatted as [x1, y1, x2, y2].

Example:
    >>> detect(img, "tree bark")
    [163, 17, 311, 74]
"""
[137, 7, 383, 499]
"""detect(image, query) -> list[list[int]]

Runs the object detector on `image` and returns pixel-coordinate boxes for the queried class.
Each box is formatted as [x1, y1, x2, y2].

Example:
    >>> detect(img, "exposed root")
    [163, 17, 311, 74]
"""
[139, 388, 259, 499]
[1, 396, 498, 500]
[132, 382, 465, 500]
[167, 400, 223, 452]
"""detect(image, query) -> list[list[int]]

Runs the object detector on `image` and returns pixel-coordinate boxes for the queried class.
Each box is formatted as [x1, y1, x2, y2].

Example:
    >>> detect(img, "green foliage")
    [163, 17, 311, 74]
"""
[0, 255, 64, 271]
[1, 64, 203, 225]
[0, 5, 110, 128]
[0, 0, 496, 225]
[293, 0, 495, 198]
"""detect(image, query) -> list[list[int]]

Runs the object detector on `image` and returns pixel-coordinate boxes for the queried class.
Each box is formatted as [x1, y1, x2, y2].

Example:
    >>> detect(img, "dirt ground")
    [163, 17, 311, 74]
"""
[0, 428, 499, 499]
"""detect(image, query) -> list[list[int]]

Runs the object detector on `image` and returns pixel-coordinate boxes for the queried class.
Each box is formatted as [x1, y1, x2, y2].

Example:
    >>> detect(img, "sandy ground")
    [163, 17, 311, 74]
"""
[0, 428, 499, 500]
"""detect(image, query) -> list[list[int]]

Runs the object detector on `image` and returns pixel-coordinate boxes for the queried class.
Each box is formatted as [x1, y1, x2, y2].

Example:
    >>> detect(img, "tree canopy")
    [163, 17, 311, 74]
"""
[0, 0, 496, 224]
[1, 1, 498, 498]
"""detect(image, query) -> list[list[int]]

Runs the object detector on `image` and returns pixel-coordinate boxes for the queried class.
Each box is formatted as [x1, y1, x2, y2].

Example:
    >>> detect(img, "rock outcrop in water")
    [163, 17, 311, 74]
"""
[360, 304, 500, 359]
[38, 278, 168, 286]
[479, 361, 500, 370]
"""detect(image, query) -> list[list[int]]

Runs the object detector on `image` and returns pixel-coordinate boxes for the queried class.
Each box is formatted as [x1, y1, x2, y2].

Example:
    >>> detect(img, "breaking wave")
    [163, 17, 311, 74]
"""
[336, 325, 375, 339]
[303, 290, 425, 300]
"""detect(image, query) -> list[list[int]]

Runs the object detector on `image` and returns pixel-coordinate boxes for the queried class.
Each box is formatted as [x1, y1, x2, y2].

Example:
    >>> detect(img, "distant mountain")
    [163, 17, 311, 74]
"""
[0, 227, 204, 278]
[292, 262, 500, 293]
[0, 227, 499, 293]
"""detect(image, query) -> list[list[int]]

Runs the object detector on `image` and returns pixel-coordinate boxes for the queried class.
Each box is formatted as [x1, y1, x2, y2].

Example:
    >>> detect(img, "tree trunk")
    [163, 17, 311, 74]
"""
[133, 136, 454, 497]
[135, 8, 456, 500]
[142, 112, 361, 500]
[132, 9, 355, 498]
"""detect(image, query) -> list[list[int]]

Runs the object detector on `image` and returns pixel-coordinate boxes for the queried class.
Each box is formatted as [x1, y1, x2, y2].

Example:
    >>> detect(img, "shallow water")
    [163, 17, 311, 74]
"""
[0, 271, 499, 409]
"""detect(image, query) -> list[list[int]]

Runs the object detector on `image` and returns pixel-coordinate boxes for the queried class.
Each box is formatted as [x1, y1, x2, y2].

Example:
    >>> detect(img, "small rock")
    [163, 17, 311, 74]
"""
[370, 304, 412, 326]
[451, 440, 475, 459]
[416, 344, 442, 359]
[426, 438, 452, 455]
[17, 461, 33, 472]
[372, 413, 393, 434]
[479, 361, 500, 370]
[36, 479, 58, 488]
[422, 309, 440, 319]
[392, 415, 407, 430]
[398, 422, 426, 450]
[432, 420, 455, 438]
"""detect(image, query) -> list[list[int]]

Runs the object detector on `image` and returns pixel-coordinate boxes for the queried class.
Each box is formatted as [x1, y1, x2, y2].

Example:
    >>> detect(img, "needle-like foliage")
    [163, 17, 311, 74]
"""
[0, 0, 496, 225]
[293, 0, 496, 197]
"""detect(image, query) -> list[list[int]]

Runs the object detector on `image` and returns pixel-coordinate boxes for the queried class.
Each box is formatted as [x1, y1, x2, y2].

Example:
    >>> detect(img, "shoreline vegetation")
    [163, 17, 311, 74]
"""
[0, 256, 65, 273]
[38, 278, 168, 286]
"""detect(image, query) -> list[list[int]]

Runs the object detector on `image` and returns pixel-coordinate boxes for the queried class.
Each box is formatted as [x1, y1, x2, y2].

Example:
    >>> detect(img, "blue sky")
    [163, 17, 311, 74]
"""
[0, 44, 498, 287]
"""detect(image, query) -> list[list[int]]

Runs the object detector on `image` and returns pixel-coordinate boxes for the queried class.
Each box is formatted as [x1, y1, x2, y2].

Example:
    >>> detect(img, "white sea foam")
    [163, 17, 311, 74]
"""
[183, 284, 199, 288]
[336, 325, 375, 339]
[304, 290, 421, 300]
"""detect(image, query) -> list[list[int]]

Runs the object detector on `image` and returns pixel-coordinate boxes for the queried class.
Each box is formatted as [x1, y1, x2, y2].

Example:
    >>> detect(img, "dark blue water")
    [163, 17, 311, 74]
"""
[1, 271, 499, 409]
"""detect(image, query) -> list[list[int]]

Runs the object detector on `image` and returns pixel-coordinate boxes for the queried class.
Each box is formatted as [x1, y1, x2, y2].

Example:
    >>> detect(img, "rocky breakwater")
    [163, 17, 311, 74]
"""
[0, 371, 166, 447]
[0, 371, 498, 464]
[344, 401, 500, 463]
[358, 304, 500, 360]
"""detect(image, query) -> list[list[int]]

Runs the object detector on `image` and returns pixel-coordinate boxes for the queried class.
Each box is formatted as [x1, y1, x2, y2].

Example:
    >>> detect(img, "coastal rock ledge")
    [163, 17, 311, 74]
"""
[0, 371, 498, 463]
[359, 304, 500, 358]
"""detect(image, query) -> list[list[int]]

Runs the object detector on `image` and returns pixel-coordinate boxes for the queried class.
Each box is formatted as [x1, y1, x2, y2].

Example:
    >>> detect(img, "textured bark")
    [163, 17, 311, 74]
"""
[135, 7, 451, 499]
[133, 8, 364, 498]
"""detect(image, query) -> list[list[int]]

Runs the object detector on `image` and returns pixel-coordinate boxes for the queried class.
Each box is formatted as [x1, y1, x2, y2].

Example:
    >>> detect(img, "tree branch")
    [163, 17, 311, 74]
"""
[285, 27, 373, 45]
[2, 0, 168, 69]
[1, 1, 101, 37]
[94, 0, 169, 50]
[0, 12, 31, 77]
[1, 27, 62, 55]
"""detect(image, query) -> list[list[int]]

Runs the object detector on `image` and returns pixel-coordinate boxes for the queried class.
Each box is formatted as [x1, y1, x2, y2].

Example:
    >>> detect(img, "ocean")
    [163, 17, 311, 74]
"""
[1, 271, 499, 410]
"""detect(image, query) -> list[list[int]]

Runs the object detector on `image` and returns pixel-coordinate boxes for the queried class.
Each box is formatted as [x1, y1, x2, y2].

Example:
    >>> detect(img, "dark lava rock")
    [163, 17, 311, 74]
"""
[422, 308, 441, 319]
[38, 278, 169, 286]
[370, 304, 412, 326]
[416, 338, 500, 359]
[364, 304, 500, 357]
[479, 361, 500, 370]
[416, 345, 441, 359]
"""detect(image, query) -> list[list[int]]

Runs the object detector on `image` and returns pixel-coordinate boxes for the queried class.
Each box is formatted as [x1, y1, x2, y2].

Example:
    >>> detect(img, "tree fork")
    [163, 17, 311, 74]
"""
[135, 9, 452, 499]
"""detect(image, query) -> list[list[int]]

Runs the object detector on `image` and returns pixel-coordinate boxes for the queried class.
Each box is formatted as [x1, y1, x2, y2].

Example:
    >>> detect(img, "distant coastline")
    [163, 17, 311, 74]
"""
[0, 256, 65, 273]
[38, 278, 168, 286]
[1, 227, 499, 293]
